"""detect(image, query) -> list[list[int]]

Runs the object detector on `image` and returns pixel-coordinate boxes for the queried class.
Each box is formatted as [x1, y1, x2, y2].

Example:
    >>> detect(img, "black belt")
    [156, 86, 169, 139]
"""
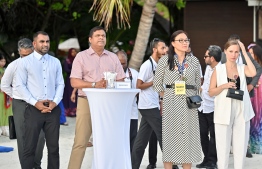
[13, 98, 25, 102]
[166, 84, 196, 90]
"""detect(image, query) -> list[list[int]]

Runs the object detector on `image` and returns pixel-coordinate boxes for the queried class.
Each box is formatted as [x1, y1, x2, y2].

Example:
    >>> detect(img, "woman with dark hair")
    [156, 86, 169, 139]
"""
[153, 30, 202, 169]
[249, 44, 262, 154]
[0, 54, 13, 136]
[63, 48, 77, 117]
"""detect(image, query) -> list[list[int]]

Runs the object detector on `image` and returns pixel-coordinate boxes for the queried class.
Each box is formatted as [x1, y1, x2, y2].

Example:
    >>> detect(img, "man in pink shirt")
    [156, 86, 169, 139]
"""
[68, 26, 126, 169]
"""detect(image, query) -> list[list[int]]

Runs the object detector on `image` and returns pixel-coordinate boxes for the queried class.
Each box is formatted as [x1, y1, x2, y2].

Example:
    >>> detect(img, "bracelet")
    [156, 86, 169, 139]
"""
[159, 97, 163, 101]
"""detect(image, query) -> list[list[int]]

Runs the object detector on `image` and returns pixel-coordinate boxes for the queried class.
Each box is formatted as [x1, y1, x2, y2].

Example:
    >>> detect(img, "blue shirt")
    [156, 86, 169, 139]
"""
[16, 51, 64, 106]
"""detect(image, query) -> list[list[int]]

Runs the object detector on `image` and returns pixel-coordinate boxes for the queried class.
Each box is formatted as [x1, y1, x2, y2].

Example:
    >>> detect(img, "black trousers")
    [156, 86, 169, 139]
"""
[148, 131, 158, 165]
[12, 99, 45, 168]
[198, 110, 217, 164]
[130, 119, 138, 153]
[131, 108, 162, 169]
[21, 104, 61, 169]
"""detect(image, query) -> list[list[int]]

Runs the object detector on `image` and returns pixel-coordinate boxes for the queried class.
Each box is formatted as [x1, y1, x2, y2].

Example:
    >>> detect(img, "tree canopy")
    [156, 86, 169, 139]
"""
[0, 0, 185, 68]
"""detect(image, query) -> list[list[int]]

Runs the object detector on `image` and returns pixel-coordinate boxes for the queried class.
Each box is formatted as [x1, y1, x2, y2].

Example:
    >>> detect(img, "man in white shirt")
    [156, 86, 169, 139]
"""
[131, 38, 166, 169]
[196, 45, 221, 169]
[116, 50, 139, 153]
[1, 38, 45, 169]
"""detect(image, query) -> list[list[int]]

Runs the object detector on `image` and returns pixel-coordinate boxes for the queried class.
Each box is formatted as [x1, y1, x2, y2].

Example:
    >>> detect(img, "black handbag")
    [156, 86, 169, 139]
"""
[8, 116, 16, 139]
[186, 95, 202, 109]
[226, 88, 244, 101]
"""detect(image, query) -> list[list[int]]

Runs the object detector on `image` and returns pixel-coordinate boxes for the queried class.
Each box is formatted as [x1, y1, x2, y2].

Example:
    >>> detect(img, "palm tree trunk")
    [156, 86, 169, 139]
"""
[128, 0, 158, 71]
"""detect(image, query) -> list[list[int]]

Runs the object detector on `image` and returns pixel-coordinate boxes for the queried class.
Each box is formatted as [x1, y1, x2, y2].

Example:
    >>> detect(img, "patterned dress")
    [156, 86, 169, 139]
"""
[63, 58, 77, 117]
[153, 54, 202, 164]
[250, 75, 262, 154]
[0, 67, 13, 127]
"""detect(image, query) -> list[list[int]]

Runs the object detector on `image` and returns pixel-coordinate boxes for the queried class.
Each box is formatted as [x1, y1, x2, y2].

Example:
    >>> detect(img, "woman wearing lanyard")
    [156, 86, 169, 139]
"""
[153, 30, 202, 169]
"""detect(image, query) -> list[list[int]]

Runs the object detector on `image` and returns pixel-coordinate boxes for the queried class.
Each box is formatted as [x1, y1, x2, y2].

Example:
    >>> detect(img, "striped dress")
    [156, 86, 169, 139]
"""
[153, 54, 202, 164]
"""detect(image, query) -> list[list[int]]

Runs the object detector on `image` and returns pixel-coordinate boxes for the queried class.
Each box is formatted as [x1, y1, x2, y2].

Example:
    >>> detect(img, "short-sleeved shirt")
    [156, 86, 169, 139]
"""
[70, 47, 126, 96]
[125, 68, 139, 119]
[137, 57, 159, 109]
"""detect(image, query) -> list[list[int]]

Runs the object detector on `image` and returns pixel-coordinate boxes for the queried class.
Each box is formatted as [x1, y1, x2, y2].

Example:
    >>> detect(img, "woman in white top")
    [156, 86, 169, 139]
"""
[209, 40, 256, 169]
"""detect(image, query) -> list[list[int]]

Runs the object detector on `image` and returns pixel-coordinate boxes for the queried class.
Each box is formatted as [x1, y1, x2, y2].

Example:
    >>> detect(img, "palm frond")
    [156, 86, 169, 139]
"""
[90, 0, 133, 31]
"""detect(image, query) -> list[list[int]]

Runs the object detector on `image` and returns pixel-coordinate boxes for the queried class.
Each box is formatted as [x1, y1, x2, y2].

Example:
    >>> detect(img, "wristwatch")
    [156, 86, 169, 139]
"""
[91, 82, 96, 88]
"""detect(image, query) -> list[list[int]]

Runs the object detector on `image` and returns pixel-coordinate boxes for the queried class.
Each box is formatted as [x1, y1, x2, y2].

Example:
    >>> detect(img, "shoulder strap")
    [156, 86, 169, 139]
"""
[149, 58, 155, 75]
[127, 68, 133, 81]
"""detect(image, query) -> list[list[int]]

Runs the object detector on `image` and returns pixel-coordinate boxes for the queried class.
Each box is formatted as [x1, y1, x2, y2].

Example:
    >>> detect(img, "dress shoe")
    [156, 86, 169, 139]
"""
[206, 163, 217, 169]
[246, 148, 253, 158]
[146, 164, 156, 169]
[172, 164, 179, 169]
[60, 122, 69, 126]
[196, 161, 208, 168]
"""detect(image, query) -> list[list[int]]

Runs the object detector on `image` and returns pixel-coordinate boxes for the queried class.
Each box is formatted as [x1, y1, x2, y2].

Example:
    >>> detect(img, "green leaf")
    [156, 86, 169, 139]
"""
[51, 2, 64, 11]
[89, 0, 133, 31]
[176, 0, 186, 10]
[63, 0, 72, 11]
[72, 11, 80, 19]
[63, 0, 72, 7]
[0, 0, 15, 7]
[36, 0, 45, 6]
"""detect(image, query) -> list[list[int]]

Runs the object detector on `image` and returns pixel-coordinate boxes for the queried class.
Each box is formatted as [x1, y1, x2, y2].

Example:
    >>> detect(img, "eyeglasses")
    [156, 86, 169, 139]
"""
[174, 39, 190, 44]
[204, 55, 210, 59]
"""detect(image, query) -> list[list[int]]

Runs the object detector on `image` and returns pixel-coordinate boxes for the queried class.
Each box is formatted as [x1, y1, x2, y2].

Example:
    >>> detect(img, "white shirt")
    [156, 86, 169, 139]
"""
[198, 64, 219, 113]
[16, 51, 64, 105]
[1, 58, 23, 99]
[125, 68, 139, 119]
[199, 65, 203, 78]
[137, 57, 159, 109]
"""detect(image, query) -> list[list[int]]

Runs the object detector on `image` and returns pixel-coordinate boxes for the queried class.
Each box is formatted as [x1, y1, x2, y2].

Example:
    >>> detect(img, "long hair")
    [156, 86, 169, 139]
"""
[67, 48, 76, 63]
[0, 53, 5, 60]
[251, 45, 262, 66]
[167, 30, 188, 70]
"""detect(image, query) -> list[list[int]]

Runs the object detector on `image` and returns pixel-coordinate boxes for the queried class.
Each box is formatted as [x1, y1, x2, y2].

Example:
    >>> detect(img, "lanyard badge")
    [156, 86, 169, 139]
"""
[175, 81, 186, 95]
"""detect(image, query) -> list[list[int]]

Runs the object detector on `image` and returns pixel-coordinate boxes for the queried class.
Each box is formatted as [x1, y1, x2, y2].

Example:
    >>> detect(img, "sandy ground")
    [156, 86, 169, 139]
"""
[0, 117, 261, 169]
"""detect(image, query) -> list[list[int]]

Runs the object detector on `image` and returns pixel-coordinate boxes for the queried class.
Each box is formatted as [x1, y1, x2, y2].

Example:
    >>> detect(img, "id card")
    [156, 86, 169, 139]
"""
[175, 81, 186, 95]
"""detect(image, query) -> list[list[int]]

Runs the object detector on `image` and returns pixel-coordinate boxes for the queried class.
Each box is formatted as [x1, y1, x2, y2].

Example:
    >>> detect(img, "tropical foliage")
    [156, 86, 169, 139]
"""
[89, 0, 186, 70]
[90, 0, 133, 31]
[0, 0, 186, 70]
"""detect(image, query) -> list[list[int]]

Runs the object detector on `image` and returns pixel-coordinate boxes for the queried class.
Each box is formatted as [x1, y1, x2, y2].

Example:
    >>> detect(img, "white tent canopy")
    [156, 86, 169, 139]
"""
[58, 38, 80, 51]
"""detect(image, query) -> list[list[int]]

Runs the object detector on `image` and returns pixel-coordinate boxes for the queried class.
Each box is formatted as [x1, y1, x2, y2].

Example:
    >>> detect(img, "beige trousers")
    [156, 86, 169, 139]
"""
[68, 97, 92, 169]
[215, 99, 250, 169]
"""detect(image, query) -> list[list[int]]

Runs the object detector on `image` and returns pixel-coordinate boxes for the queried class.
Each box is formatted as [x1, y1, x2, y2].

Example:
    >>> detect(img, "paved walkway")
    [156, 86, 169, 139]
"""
[0, 117, 261, 169]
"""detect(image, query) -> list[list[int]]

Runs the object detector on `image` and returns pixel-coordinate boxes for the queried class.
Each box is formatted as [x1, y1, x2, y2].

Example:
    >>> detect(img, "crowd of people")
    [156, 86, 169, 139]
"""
[0, 25, 261, 169]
